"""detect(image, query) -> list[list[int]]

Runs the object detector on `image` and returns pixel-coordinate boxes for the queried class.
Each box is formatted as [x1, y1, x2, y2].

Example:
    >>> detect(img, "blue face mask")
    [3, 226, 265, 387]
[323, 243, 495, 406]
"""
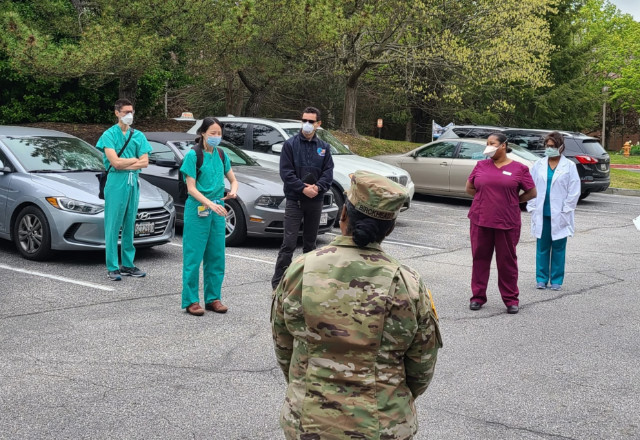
[207, 136, 222, 148]
[545, 147, 560, 157]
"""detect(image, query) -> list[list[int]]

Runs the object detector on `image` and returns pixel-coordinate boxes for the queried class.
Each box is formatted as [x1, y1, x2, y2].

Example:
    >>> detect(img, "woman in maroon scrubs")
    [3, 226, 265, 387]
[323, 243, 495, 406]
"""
[465, 133, 537, 314]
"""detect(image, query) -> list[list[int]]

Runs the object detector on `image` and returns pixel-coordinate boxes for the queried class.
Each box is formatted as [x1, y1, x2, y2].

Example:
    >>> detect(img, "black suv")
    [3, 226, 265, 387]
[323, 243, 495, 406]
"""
[503, 128, 610, 199]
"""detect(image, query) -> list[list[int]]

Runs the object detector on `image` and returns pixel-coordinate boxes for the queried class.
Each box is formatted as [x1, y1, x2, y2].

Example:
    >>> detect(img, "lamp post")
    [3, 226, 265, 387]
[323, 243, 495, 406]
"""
[602, 86, 609, 149]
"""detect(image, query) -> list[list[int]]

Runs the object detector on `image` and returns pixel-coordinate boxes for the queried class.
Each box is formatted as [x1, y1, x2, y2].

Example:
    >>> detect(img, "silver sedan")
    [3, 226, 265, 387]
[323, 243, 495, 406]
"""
[372, 138, 540, 198]
[0, 126, 176, 260]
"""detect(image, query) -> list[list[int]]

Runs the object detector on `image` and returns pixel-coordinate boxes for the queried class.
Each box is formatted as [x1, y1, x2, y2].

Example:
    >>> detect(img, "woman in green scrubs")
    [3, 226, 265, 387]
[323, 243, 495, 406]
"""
[181, 117, 238, 316]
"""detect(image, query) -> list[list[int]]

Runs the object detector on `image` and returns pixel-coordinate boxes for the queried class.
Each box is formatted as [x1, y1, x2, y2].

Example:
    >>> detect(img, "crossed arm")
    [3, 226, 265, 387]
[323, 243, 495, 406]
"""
[104, 148, 148, 170]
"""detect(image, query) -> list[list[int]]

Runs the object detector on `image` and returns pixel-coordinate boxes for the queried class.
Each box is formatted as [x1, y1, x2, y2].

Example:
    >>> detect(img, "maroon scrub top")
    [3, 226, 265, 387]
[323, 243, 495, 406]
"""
[467, 159, 535, 230]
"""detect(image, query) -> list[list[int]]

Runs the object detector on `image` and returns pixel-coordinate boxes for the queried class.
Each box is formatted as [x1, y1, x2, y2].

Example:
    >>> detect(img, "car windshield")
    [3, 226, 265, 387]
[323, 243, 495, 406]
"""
[509, 143, 542, 161]
[3, 136, 104, 172]
[171, 140, 258, 166]
[282, 128, 352, 155]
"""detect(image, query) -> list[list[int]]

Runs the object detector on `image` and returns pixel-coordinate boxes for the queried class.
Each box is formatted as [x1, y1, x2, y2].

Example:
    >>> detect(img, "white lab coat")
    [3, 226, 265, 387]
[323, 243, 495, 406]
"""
[527, 155, 581, 240]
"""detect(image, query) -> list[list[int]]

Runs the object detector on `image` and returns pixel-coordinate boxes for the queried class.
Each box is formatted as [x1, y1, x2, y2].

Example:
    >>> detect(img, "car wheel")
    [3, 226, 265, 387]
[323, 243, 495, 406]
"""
[579, 191, 590, 200]
[13, 205, 53, 260]
[224, 199, 247, 247]
[331, 186, 344, 226]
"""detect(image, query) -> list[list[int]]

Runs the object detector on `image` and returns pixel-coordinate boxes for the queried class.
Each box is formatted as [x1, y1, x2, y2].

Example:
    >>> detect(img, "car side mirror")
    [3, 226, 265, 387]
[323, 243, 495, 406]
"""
[0, 160, 10, 173]
[271, 143, 283, 154]
[155, 158, 179, 168]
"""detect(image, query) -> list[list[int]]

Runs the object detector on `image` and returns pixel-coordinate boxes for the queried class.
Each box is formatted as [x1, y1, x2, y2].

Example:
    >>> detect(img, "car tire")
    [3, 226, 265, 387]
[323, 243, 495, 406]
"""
[579, 191, 590, 200]
[224, 199, 247, 247]
[13, 205, 53, 261]
[331, 186, 344, 226]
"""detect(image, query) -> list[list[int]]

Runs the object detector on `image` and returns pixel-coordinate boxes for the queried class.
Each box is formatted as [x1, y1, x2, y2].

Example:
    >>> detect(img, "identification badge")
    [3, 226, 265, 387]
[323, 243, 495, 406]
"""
[317, 148, 326, 156]
[197, 205, 211, 217]
[502, 171, 512, 176]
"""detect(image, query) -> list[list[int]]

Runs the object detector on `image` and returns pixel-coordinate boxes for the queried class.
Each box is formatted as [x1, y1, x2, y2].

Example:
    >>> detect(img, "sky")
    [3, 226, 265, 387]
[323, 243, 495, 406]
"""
[610, 0, 640, 20]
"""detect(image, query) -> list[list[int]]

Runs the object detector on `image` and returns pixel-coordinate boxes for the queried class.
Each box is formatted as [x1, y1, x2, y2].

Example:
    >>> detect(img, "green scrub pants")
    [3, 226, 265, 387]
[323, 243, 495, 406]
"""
[536, 216, 567, 286]
[104, 171, 139, 272]
[181, 197, 226, 308]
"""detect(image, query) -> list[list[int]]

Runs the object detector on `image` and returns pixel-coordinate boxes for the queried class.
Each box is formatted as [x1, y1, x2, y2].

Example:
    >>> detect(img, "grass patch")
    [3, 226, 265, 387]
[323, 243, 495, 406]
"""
[330, 131, 421, 158]
[610, 169, 640, 190]
[608, 154, 640, 165]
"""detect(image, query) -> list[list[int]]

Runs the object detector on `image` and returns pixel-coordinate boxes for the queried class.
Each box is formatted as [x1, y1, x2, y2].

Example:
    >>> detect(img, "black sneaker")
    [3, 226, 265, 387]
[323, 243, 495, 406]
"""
[120, 266, 146, 278]
[107, 270, 122, 281]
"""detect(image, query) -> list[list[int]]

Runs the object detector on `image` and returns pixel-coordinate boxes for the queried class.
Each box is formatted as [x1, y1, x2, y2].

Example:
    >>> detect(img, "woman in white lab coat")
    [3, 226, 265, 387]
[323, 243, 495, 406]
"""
[527, 132, 581, 291]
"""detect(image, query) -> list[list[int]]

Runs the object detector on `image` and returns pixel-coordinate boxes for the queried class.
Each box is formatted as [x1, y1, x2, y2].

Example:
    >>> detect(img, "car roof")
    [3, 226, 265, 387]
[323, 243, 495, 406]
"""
[448, 125, 506, 130]
[0, 125, 77, 137]
[503, 128, 595, 139]
[145, 132, 197, 143]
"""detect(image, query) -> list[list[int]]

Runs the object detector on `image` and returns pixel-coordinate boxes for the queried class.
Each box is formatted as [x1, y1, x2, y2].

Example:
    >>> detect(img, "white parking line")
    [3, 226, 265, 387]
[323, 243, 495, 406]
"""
[0, 264, 114, 292]
[400, 218, 460, 227]
[168, 242, 275, 265]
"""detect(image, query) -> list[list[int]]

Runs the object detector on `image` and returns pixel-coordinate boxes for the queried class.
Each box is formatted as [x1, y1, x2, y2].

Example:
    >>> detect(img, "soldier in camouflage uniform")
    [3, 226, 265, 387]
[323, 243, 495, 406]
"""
[271, 170, 443, 440]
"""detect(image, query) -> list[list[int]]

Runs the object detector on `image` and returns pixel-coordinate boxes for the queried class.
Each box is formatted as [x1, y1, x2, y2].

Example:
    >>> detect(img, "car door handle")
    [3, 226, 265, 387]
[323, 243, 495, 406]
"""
[440, 161, 449, 166]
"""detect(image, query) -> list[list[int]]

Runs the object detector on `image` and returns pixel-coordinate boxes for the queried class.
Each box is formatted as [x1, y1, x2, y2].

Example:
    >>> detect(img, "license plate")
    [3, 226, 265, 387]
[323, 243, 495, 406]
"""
[320, 213, 328, 225]
[600, 164, 607, 171]
[135, 222, 155, 237]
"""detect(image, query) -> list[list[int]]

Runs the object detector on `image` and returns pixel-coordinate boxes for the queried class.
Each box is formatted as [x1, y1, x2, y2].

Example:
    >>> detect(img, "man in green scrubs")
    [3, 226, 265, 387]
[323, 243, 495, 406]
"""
[96, 99, 152, 281]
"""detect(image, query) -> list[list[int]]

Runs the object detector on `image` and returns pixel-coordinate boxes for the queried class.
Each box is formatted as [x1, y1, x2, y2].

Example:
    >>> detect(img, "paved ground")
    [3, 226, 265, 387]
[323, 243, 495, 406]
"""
[1, 192, 639, 439]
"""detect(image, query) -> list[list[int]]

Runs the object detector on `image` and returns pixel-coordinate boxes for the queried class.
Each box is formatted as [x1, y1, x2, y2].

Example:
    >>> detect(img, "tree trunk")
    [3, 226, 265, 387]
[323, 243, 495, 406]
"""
[118, 75, 138, 105]
[244, 90, 265, 117]
[341, 85, 358, 135]
[340, 62, 369, 135]
[405, 118, 413, 142]
[224, 72, 243, 116]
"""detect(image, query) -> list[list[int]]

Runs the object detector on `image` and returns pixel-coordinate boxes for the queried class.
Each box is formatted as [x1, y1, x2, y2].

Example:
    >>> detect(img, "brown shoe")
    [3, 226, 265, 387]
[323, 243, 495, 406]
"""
[205, 300, 228, 313]
[186, 302, 205, 316]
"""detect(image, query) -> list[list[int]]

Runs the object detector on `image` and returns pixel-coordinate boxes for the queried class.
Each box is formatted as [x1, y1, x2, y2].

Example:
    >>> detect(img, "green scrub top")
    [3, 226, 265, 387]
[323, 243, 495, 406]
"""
[95, 124, 152, 173]
[180, 147, 231, 201]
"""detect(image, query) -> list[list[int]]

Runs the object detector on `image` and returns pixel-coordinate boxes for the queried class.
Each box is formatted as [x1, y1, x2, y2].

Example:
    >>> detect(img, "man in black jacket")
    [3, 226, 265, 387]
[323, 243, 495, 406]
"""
[271, 107, 334, 289]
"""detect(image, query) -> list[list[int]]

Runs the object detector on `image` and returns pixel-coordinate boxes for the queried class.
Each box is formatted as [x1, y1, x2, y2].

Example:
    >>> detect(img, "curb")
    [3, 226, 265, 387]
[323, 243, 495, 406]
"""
[604, 187, 640, 197]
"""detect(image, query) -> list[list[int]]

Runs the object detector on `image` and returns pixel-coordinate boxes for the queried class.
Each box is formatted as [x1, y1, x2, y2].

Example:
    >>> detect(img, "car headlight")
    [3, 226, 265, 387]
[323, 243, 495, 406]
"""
[255, 195, 285, 209]
[46, 197, 104, 215]
[164, 195, 174, 211]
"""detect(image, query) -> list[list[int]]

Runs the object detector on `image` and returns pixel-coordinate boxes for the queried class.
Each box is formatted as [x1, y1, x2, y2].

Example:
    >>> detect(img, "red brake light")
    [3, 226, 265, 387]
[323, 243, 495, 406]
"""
[575, 155, 598, 164]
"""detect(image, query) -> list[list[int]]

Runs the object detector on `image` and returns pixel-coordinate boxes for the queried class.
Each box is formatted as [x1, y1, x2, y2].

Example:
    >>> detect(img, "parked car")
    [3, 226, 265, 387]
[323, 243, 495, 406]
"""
[186, 117, 415, 221]
[502, 128, 610, 199]
[371, 138, 539, 199]
[139, 132, 338, 246]
[437, 125, 507, 140]
[0, 126, 176, 260]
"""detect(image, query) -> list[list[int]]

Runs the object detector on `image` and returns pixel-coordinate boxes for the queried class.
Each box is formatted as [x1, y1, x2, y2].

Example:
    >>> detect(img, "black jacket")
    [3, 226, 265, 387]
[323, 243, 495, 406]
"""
[279, 132, 334, 201]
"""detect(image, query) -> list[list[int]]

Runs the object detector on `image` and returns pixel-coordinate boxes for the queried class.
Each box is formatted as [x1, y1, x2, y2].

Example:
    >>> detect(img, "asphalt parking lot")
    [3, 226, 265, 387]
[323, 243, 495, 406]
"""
[1, 192, 639, 440]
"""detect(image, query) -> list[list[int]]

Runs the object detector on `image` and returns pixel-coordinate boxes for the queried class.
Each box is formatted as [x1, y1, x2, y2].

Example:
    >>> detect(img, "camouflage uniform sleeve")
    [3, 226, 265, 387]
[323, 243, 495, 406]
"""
[270, 255, 305, 381]
[403, 272, 443, 399]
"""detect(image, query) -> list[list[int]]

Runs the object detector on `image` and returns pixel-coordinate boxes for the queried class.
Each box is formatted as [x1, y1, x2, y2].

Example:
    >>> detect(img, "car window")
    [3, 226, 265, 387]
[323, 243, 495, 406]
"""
[222, 123, 248, 148]
[509, 144, 541, 161]
[283, 127, 299, 138]
[219, 141, 258, 166]
[2, 136, 104, 171]
[252, 124, 285, 153]
[506, 133, 544, 151]
[315, 129, 352, 155]
[469, 128, 499, 139]
[148, 141, 176, 163]
[0, 148, 13, 170]
[417, 141, 458, 158]
[580, 140, 607, 156]
[458, 142, 486, 160]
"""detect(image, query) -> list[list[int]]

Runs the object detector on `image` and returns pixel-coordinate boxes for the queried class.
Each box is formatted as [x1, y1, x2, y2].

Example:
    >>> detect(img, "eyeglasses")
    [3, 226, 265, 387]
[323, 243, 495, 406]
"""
[301, 119, 317, 124]
[119, 110, 135, 115]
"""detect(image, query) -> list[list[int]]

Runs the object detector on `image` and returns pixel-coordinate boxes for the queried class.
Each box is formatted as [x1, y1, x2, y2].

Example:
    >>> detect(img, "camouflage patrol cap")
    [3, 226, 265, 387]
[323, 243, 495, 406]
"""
[345, 170, 408, 220]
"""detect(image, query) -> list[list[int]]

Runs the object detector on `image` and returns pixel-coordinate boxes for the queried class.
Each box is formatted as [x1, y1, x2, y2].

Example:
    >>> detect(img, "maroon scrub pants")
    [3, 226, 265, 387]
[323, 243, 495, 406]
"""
[470, 222, 520, 307]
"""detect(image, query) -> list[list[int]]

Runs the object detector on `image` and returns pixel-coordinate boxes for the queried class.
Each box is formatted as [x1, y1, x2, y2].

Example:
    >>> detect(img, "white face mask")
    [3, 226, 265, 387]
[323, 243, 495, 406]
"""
[545, 147, 560, 157]
[301, 122, 314, 135]
[483, 145, 498, 158]
[120, 113, 134, 126]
